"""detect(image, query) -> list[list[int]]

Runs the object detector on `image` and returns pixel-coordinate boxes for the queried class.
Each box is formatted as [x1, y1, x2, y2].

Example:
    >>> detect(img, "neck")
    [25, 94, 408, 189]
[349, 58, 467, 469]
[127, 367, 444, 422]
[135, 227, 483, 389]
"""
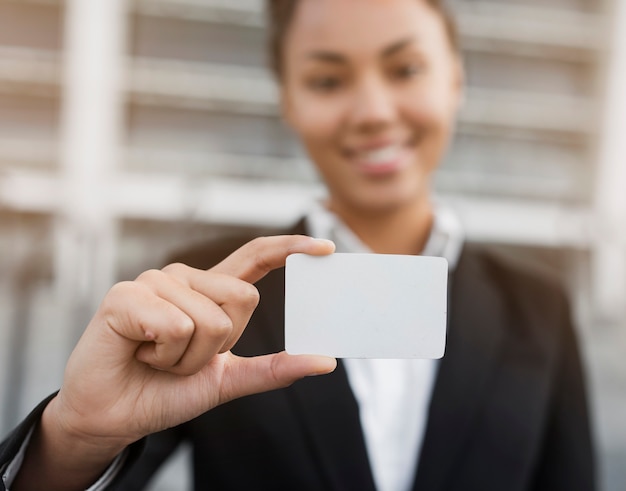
[329, 198, 434, 256]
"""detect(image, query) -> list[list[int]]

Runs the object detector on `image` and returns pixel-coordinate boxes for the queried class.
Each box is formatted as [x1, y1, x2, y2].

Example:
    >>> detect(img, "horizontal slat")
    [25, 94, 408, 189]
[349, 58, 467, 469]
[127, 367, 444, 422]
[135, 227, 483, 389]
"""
[0, 47, 61, 96]
[0, 50, 594, 136]
[0, 140, 588, 199]
[0, 137, 57, 166]
[131, 0, 606, 58]
[127, 58, 597, 135]
[0, 169, 599, 247]
[132, 0, 264, 27]
[455, 1, 607, 57]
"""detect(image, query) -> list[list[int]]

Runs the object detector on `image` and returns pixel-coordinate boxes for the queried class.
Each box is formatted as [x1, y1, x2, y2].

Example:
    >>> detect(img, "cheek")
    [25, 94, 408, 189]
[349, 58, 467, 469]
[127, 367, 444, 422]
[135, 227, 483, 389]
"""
[401, 75, 460, 132]
[403, 92, 454, 133]
[287, 92, 346, 148]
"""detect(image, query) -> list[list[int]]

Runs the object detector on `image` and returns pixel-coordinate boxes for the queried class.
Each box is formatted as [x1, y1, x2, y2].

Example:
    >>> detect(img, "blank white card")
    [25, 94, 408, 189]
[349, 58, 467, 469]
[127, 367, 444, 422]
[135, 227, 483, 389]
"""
[285, 253, 448, 359]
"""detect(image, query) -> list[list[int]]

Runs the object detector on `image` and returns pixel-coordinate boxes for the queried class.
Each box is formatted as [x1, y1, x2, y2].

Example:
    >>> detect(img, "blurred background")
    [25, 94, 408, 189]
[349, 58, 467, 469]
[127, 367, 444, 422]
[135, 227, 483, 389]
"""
[0, 0, 624, 489]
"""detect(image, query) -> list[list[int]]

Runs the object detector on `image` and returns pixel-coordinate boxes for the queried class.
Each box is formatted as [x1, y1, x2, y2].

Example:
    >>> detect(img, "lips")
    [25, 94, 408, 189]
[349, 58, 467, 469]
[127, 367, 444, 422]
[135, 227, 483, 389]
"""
[345, 142, 411, 176]
[359, 144, 403, 165]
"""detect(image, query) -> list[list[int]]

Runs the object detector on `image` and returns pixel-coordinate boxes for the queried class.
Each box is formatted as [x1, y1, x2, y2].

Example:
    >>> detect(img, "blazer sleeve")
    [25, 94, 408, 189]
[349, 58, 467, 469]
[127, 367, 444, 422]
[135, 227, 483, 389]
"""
[0, 393, 147, 491]
[531, 294, 596, 491]
[109, 426, 186, 490]
[0, 393, 57, 488]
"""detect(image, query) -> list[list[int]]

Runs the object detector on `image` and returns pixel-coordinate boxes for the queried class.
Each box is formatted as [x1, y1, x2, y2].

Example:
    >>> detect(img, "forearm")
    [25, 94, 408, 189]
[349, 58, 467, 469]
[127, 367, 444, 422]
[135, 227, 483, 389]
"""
[12, 398, 127, 491]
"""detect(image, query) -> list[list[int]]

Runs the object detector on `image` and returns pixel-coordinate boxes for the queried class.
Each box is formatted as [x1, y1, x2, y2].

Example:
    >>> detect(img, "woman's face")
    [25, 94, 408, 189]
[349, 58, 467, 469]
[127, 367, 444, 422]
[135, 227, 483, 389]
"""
[281, 0, 462, 217]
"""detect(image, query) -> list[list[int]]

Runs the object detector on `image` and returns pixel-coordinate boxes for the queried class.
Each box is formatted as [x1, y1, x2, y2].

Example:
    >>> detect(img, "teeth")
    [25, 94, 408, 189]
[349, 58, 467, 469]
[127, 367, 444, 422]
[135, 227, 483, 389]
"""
[360, 145, 400, 165]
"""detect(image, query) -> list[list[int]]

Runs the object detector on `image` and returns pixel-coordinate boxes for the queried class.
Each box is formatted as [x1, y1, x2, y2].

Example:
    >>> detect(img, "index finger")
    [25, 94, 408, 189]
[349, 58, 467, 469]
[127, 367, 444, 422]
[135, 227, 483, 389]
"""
[210, 235, 335, 284]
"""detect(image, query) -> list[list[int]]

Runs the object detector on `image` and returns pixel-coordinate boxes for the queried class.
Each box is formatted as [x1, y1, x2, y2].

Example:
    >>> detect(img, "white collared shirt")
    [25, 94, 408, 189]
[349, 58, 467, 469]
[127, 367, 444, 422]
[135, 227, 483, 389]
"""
[305, 201, 463, 491]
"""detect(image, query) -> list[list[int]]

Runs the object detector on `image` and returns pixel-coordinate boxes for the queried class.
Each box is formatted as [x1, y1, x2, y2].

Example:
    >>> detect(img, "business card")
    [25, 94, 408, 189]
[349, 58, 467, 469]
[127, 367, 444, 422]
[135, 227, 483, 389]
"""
[285, 253, 448, 358]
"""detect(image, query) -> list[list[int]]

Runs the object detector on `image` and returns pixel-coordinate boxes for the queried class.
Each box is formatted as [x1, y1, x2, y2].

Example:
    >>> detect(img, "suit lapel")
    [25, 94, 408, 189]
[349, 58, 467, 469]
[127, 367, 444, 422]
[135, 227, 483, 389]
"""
[287, 365, 377, 491]
[253, 220, 376, 491]
[413, 246, 507, 491]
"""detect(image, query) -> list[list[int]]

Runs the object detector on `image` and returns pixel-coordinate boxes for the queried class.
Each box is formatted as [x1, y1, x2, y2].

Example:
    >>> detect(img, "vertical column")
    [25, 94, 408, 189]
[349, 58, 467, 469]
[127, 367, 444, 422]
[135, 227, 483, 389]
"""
[55, 0, 128, 344]
[592, 0, 626, 324]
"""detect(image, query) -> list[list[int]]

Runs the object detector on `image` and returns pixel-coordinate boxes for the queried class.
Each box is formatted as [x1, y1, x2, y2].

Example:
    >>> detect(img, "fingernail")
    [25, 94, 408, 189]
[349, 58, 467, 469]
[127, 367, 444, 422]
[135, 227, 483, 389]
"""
[306, 357, 337, 376]
[311, 238, 335, 248]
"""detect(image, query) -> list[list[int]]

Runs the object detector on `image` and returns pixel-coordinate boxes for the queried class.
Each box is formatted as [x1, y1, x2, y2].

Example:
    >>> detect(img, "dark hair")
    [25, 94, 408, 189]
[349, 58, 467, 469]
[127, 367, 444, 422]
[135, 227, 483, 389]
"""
[266, 0, 460, 79]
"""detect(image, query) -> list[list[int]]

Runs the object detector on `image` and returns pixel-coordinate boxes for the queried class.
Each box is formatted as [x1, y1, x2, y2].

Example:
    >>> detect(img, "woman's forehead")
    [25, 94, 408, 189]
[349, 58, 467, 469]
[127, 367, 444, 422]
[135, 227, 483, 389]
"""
[286, 0, 447, 57]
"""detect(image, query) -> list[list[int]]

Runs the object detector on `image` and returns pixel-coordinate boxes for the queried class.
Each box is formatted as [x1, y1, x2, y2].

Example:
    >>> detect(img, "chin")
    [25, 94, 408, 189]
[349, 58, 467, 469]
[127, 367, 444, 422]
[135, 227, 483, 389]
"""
[353, 195, 419, 216]
[363, 181, 429, 211]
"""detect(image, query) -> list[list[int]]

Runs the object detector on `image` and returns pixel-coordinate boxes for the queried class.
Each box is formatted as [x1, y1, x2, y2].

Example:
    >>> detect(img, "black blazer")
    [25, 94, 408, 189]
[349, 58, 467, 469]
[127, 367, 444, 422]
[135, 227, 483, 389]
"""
[0, 222, 595, 491]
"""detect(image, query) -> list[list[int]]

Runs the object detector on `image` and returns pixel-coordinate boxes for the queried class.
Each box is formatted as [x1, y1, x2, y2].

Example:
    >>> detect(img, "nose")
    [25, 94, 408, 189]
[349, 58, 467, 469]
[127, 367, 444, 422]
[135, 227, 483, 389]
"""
[348, 74, 397, 132]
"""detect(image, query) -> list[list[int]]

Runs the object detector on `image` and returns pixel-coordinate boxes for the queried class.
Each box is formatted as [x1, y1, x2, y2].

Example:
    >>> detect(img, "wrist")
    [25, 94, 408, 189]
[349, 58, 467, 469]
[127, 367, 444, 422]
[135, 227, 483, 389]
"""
[43, 395, 131, 465]
[11, 396, 129, 491]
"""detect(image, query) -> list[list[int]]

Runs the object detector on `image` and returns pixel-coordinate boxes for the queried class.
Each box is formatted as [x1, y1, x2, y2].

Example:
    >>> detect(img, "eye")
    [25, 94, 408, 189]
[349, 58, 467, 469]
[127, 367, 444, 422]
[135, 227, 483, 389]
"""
[391, 62, 425, 80]
[306, 75, 344, 93]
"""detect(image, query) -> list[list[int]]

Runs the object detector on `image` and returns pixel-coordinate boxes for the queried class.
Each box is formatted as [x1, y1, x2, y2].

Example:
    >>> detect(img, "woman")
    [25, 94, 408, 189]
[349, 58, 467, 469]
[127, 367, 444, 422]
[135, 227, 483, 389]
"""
[121, 1, 595, 490]
[1, 1, 595, 490]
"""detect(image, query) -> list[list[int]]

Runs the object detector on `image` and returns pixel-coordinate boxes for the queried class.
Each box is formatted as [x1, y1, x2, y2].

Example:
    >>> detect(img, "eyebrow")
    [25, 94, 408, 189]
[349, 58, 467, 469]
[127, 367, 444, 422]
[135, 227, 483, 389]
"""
[305, 37, 416, 65]
[306, 51, 346, 65]
[382, 38, 414, 57]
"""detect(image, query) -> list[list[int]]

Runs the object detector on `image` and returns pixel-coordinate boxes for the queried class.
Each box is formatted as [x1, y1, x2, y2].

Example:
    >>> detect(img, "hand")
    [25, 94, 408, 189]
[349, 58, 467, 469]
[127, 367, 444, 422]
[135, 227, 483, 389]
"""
[14, 235, 336, 490]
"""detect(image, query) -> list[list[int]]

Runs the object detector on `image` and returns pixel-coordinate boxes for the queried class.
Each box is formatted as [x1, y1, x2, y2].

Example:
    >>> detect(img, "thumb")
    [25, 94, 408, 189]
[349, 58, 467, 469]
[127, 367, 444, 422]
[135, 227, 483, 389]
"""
[219, 352, 337, 403]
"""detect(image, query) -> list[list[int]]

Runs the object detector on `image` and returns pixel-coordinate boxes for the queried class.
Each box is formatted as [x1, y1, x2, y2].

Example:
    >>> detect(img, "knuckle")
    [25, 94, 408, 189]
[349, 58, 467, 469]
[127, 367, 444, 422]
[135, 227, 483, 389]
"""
[269, 354, 282, 386]
[248, 236, 267, 249]
[100, 281, 136, 313]
[161, 262, 189, 276]
[220, 279, 260, 308]
[247, 235, 270, 255]
[210, 316, 234, 338]
[167, 315, 195, 341]
[252, 251, 273, 275]
[135, 268, 164, 284]
[240, 283, 260, 308]
[105, 280, 133, 299]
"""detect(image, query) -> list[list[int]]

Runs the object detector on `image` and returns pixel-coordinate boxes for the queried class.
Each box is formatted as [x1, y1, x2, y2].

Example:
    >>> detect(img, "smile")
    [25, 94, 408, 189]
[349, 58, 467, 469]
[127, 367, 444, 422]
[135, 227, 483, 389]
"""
[358, 144, 405, 167]
[345, 142, 413, 176]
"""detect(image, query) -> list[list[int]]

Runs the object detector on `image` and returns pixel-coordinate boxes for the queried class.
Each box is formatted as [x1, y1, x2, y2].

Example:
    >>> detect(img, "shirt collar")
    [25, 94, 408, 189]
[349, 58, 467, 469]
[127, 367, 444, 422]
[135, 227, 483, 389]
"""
[304, 200, 464, 271]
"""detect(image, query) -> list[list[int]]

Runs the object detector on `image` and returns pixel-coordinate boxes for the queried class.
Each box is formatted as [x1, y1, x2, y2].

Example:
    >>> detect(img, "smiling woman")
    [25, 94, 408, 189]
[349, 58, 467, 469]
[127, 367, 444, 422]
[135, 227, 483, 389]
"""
[111, 2, 593, 491]
[0, 1, 596, 491]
